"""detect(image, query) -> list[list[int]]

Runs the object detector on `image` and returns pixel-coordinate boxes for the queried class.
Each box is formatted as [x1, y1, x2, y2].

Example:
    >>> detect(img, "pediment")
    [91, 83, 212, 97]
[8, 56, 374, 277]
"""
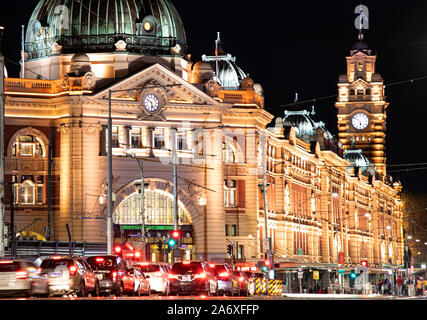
[350, 78, 369, 88]
[93, 64, 219, 106]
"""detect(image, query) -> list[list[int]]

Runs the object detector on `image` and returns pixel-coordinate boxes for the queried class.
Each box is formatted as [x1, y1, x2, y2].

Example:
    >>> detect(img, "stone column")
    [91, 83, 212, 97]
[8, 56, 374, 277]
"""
[203, 128, 226, 262]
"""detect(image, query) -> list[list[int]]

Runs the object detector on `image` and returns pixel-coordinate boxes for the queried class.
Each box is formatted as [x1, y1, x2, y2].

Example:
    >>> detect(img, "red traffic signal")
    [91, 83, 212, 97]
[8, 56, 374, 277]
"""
[114, 245, 122, 255]
[361, 260, 368, 267]
[171, 230, 181, 239]
[264, 259, 271, 267]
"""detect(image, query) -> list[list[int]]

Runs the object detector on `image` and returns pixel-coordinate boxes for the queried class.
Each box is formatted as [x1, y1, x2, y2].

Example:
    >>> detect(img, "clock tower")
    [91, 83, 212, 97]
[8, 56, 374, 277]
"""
[335, 34, 389, 175]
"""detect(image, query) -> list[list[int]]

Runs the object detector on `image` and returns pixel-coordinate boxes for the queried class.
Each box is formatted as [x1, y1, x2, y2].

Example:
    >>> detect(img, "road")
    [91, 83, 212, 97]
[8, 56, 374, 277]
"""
[0, 293, 425, 300]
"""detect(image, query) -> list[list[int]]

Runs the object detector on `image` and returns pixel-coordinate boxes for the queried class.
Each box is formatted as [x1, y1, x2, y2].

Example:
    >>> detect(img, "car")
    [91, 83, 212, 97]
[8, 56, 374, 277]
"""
[40, 256, 99, 297]
[243, 271, 257, 296]
[232, 270, 251, 296]
[133, 262, 170, 295]
[0, 259, 49, 297]
[129, 266, 151, 296]
[207, 263, 239, 296]
[253, 272, 268, 295]
[78, 257, 100, 296]
[168, 261, 218, 296]
[86, 255, 135, 296]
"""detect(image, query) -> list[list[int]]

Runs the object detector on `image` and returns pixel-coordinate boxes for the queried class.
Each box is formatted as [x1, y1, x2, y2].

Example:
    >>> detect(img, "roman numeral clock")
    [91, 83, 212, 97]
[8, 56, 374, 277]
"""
[138, 89, 167, 120]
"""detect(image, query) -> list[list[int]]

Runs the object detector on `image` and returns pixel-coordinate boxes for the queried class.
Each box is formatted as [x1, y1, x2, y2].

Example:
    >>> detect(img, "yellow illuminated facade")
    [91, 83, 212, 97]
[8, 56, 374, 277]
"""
[3, 0, 403, 278]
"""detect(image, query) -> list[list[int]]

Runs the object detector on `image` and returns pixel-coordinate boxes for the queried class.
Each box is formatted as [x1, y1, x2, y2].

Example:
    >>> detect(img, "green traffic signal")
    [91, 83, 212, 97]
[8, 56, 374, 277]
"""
[350, 272, 357, 279]
[168, 238, 177, 247]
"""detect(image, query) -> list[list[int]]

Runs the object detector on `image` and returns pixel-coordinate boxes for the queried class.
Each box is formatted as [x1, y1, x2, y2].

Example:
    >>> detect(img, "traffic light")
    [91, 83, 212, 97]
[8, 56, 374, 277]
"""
[227, 244, 232, 255]
[360, 260, 368, 267]
[113, 245, 122, 255]
[350, 271, 357, 279]
[171, 230, 181, 240]
[168, 238, 177, 248]
[262, 259, 271, 272]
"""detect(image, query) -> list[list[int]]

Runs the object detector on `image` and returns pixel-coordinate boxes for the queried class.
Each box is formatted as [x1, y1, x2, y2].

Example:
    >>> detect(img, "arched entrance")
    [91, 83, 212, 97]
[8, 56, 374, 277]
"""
[112, 179, 198, 263]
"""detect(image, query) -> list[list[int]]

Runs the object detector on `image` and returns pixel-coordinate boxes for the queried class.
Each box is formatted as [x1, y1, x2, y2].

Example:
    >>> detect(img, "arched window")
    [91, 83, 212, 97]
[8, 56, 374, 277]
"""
[113, 189, 191, 225]
[18, 180, 35, 204]
[13, 178, 44, 205]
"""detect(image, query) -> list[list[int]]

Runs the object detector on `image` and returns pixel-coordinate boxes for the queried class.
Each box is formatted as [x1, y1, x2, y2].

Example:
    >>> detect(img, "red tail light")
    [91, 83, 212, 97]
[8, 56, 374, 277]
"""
[168, 273, 179, 280]
[219, 271, 230, 279]
[95, 257, 105, 263]
[68, 265, 77, 276]
[15, 271, 28, 279]
[112, 271, 118, 281]
[239, 276, 245, 282]
[182, 261, 191, 265]
[209, 264, 215, 268]
[194, 272, 207, 280]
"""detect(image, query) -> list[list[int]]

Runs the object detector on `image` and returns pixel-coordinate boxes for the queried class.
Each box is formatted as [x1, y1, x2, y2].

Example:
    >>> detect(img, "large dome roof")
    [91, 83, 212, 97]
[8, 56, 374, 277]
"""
[283, 110, 333, 140]
[25, 0, 187, 59]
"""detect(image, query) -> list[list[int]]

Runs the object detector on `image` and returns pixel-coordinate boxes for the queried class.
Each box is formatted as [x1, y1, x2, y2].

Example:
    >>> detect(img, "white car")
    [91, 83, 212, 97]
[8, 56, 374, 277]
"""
[0, 259, 49, 297]
[134, 262, 170, 295]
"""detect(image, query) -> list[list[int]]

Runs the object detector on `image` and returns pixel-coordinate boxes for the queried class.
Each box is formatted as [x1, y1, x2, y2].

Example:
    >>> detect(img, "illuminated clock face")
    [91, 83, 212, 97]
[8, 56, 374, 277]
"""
[143, 94, 160, 113]
[144, 22, 152, 32]
[352, 113, 369, 130]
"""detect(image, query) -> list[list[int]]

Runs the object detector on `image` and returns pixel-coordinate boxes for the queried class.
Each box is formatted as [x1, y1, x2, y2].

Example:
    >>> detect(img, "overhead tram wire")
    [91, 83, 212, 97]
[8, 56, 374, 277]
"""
[265, 75, 427, 112]
[8, 57, 427, 172]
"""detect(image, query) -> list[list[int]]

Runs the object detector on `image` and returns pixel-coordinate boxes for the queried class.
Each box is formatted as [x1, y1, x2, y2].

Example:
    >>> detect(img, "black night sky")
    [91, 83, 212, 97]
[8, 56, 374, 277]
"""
[1, 0, 426, 193]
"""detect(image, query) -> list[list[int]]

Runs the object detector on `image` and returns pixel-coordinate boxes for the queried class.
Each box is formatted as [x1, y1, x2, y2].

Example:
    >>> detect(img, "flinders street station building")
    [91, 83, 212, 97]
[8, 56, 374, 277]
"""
[2, 0, 404, 290]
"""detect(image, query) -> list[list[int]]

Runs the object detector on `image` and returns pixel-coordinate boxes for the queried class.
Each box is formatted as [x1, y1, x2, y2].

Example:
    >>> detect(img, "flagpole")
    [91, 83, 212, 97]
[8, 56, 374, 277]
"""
[21, 25, 25, 79]
[215, 32, 219, 83]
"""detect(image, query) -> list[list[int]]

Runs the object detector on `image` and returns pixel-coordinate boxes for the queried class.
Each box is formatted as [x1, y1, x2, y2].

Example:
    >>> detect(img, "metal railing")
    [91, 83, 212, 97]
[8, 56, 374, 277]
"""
[3, 240, 107, 259]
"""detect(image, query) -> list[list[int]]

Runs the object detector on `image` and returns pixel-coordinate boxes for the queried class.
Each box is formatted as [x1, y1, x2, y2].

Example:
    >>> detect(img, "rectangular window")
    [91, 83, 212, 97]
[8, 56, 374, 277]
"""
[224, 180, 236, 208]
[225, 225, 229, 237]
[111, 126, 119, 148]
[130, 128, 142, 148]
[231, 224, 237, 236]
[153, 129, 165, 149]
[237, 245, 244, 259]
[20, 143, 35, 157]
[37, 186, 44, 205]
[177, 131, 188, 151]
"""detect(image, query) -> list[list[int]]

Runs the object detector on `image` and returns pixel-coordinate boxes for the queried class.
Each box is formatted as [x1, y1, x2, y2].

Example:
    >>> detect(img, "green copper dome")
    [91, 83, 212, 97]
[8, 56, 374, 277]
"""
[25, 0, 187, 59]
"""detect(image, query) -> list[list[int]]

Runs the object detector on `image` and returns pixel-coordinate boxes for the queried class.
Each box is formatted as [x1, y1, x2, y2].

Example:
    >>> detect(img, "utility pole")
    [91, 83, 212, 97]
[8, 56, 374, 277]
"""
[171, 128, 180, 262]
[0, 26, 5, 257]
[107, 90, 113, 255]
[9, 184, 15, 257]
[135, 157, 146, 260]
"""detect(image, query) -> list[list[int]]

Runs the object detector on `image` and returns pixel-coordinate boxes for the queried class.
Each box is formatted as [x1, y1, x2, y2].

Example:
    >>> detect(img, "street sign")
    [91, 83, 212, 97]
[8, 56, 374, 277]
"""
[298, 249, 303, 255]
[313, 271, 319, 280]
[263, 238, 270, 250]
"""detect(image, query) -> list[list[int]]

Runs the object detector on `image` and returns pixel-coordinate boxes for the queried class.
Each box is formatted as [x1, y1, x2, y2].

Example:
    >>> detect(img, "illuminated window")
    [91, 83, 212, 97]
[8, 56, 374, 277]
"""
[224, 180, 236, 208]
[19, 180, 35, 204]
[113, 189, 190, 225]
[13, 176, 44, 205]
[12, 135, 44, 158]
